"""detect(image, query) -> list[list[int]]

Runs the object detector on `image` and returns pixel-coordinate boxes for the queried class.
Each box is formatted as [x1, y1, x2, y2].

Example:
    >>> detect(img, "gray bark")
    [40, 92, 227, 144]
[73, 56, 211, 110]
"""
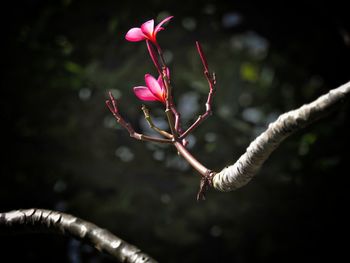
[0, 208, 157, 263]
[213, 81, 350, 191]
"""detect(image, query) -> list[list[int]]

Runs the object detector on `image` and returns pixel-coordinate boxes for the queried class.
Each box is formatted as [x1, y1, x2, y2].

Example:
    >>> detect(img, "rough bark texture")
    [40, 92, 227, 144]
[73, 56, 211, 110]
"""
[213, 81, 350, 192]
[0, 208, 157, 263]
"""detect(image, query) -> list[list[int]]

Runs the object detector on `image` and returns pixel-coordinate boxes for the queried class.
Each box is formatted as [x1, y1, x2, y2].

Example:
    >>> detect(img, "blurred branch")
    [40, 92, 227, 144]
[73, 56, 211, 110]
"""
[213, 80, 350, 192]
[0, 208, 157, 263]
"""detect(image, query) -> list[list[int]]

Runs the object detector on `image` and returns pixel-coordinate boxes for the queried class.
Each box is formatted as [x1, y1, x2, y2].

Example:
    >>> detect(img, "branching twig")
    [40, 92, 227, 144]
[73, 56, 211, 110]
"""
[141, 105, 173, 139]
[213, 80, 350, 192]
[106, 92, 172, 144]
[0, 208, 157, 263]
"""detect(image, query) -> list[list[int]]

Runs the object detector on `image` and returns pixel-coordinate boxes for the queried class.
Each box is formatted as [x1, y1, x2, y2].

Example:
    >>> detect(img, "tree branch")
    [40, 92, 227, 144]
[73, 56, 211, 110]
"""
[213, 80, 350, 192]
[0, 208, 157, 263]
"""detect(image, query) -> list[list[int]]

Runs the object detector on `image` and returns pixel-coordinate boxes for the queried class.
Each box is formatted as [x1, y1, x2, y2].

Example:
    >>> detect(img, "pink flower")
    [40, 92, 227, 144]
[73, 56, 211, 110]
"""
[125, 16, 173, 44]
[133, 72, 169, 104]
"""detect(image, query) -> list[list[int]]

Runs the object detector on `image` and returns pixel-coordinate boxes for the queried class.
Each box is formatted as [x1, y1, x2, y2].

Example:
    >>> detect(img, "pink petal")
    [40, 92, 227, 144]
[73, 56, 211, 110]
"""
[125, 28, 146, 42]
[145, 74, 163, 100]
[157, 75, 164, 88]
[155, 16, 174, 33]
[133, 86, 158, 101]
[141, 19, 154, 37]
[165, 67, 170, 78]
[157, 80, 166, 97]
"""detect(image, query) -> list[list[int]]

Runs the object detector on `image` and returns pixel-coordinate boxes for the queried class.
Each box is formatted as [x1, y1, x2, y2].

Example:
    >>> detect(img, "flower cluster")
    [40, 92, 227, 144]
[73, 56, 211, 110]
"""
[125, 16, 173, 104]
[106, 16, 217, 200]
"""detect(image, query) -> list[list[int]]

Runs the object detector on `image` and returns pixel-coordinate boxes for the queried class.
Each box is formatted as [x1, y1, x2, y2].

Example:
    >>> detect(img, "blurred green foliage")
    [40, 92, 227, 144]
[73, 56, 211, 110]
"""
[1, 0, 349, 262]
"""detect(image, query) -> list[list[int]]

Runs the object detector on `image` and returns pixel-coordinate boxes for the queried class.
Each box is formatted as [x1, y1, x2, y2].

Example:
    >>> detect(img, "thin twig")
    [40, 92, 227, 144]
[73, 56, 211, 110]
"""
[106, 92, 172, 144]
[179, 42, 216, 139]
[141, 105, 173, 139]
[146, 40, 162, 76]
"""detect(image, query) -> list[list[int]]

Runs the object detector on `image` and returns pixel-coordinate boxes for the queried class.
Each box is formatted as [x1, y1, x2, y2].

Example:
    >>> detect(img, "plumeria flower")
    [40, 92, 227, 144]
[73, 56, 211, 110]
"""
[133, 70, 170, 104]
[125, 16, 173, 44]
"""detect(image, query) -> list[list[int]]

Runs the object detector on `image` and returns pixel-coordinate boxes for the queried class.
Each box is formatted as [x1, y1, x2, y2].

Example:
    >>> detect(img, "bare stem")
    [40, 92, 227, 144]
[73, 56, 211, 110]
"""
[173, 141, 215, 200]
[179, 42, 216, 139]
[146, 40, 162, 76]
[155, 43, 168, 72]
[165, 108, 177, 136]
[174, 142, 209, 176]
[106, 92, 172, 144]
[141, 105, 173, 139]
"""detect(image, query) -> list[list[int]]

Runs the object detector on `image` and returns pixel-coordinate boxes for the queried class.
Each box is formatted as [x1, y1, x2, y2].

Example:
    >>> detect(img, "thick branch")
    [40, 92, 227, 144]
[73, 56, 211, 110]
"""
[0, 208, 157, 263]
[213, 81, 350, 192]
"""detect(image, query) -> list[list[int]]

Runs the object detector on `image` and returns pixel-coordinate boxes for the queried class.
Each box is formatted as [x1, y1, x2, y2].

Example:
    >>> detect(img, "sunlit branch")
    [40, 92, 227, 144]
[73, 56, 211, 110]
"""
[213, 80, 350, 192]
[0, 208, 157, 263]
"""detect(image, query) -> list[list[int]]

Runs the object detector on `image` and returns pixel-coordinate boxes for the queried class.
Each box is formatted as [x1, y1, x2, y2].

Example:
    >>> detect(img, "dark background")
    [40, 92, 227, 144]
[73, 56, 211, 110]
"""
[1, 0, 349, 262]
